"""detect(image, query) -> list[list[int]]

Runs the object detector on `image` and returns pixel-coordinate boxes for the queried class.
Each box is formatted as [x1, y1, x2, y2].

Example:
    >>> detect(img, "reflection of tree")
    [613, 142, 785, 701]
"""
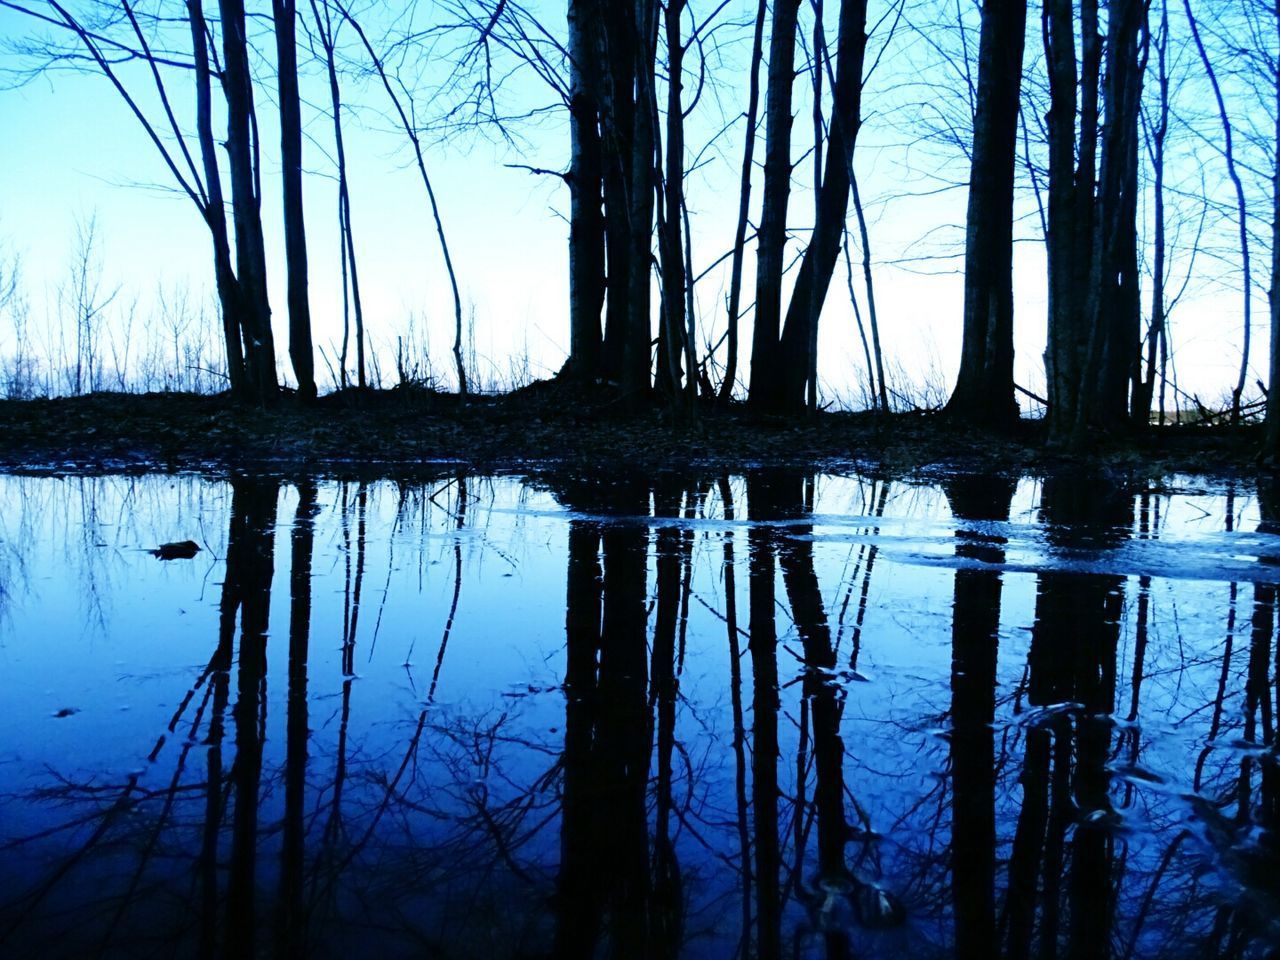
[12, 471, 1280, 958]
[223, 477, 280, 958]
[1006, 474, 1129, 959]
[278, 479, 315, 959]
[550, 474, 686, 959]
[943, 474, 1016, 958]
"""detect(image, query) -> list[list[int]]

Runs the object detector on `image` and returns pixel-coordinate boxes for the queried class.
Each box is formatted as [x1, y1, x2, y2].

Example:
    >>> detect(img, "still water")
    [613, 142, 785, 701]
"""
[1, 470, 1278, 959]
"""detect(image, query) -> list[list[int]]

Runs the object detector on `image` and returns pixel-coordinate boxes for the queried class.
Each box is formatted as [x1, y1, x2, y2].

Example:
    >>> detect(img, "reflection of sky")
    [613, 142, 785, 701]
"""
[0, 1, 1266, 404]
[0, 470, 1272, 955]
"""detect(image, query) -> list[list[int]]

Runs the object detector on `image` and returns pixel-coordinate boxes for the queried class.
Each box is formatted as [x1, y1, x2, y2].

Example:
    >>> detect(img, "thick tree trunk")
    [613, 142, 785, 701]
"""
[219, 0, 278, 403]
[945, 0, 1027, 427]
[1079, 0, 1146, 436]
[773, 0, 868, 414]
[622, 0, 659, 399]
[1042, 0, 1098, 442]
[566, 0, 605, 379]
[747, 0, 802, 411]
[273, 0, 314, 400]
[599, 0, 636, 386]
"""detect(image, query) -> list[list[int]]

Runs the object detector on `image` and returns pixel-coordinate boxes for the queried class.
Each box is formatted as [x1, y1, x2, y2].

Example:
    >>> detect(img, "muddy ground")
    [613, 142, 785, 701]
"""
[0, 379, 1265, 478]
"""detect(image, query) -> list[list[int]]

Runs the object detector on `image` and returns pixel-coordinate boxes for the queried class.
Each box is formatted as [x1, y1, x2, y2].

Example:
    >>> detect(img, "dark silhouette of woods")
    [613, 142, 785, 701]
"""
[4, 0, 1280, 450]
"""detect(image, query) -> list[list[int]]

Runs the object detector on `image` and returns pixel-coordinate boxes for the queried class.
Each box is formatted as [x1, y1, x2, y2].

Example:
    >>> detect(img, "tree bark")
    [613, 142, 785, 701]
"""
[623, 0, 659, 399]
[719, 0, 768, 401]
[219, 0, 278, 403]
[1078, 0, 1147, 435]
[944, 0, 1027, 426]
[1042, 0, 1099, 442]
[773, 0, 869, 414]
[566, 0, 606, 379]
[187, 0, 246, 397]
[273, 0, 315, 399]
[657, 0, 687, 404]
[599, 0, 635, 386]
[1266, 0, 1280, 457]
[747, 0, 802, 411]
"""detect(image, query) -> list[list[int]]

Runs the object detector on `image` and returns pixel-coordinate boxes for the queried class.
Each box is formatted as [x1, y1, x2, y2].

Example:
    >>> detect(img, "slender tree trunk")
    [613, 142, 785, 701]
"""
[1134, 0, 1169, 426]
[566, 0, 606, 379]
[774, 0, 869, 414]
[187, 0, 246, 396]
[1266, 0, 1280, 456]
[339, 2, 468, 395]
[944, 0, 1027, 426]
[273, 0, 315, 399]
[719, 0, 767, 401]
[219, 0, 278, 403]
[1184, 0, 1252, 424]
[851, 171, 888, 411]
[311, 0, 365, 389]
[748, 0, 802, 411]
[658, 0, 687, 405]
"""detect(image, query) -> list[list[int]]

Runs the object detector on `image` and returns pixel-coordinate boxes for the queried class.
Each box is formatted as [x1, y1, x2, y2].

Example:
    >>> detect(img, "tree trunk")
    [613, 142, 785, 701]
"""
[312, 0, 366, 389]
[623, 0, 659, 399]
[657, 0, 687, 404]
[187, 0, 246, 397]
[565, 0, 605, 379]
[1042, 0, 1098, 442]
[747, 0, 802, 411]
[773, 0, 868, 414]
[219, 0, 278, 403]
[273, 0, 315, 400]
[719, 0, 768, 401]
[1266, 0, 1280, 457]
[1133, 0, 1169, 427]
[599, 1, 635, 386]
[1078, 0, 1146, 436]
[944, 0, 1027, 427]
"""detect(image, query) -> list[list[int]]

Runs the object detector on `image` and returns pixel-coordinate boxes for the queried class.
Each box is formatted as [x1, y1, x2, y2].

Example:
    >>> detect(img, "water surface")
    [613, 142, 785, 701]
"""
[1, 469, 1278, 958]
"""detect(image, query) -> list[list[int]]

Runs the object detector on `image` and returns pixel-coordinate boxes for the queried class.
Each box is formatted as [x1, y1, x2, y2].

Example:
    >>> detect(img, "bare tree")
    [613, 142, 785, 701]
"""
[747, 0, 802, 411]
[273, 0, 316, 399]
[943, 0, 1027, 427]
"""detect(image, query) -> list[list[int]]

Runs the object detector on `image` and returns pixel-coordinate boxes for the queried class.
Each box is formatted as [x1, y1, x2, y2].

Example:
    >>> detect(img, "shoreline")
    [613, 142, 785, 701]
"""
[0, 381, 1264, 478]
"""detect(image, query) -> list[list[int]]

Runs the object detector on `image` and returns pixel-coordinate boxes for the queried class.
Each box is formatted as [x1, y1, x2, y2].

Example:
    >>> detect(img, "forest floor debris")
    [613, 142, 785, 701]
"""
[0, 379, 1266, 477]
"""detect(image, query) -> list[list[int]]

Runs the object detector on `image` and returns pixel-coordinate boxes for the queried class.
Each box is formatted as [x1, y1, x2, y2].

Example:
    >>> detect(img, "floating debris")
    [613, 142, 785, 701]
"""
[150, 540, 200, 561]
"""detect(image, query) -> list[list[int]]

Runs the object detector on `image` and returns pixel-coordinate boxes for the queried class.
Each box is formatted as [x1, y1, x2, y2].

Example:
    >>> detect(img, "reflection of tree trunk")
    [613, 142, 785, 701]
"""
[747, 474, 781, 960]
[554, 519, 604, 958]
[944, 476, 1016, 957]
[1003, 727, 1048, 960]
[600, 482, 652, 956]
[200, 512, 238, 960]
[1024, 475, 1128, 957]
[774, 474, 853, 955]
[718, 476, 754, 939]
[651, 482, 684, 957]
[277, 481, 314, 958]
[224, 479, 279, 959]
